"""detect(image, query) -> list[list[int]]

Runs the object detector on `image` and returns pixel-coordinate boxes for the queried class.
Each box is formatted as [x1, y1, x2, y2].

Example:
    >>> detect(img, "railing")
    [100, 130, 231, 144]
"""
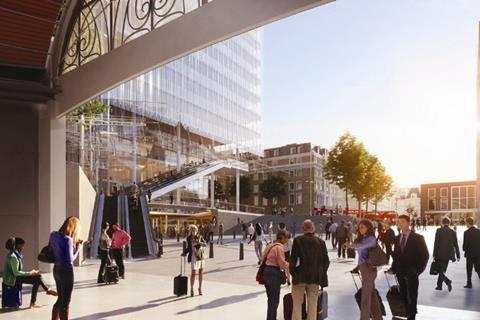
[60, 0, 211, 74]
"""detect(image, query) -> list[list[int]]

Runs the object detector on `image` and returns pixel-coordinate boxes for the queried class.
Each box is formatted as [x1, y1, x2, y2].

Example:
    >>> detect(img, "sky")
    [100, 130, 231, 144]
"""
[261, 0, 480, 188]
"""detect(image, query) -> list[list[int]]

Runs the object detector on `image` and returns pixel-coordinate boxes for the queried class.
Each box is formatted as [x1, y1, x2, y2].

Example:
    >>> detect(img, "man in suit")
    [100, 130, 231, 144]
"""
[433, 217, 460, 291]
[389, 214, 429, 320]
[463, 217, 480, 288]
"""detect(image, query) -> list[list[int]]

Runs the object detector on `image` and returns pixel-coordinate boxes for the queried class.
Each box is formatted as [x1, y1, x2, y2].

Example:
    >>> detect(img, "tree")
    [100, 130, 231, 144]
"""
[68, 99, 109, 119]
[208, 180, 224, 200]
[229, 175, 253, 201]
[324, 132, 367, 211]
[354, 154, 382, 211]
[259, 175, 286, 205]
[372, 173, 393, 213]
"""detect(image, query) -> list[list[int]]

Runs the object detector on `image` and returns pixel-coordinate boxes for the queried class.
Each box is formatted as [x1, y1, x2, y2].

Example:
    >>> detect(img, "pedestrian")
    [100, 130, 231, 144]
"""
[336, 221, 348, 258]
[433, 217, 460, 292]
[217, 222, 224, 245]
[325, 220, 332, 241]
[250, 223, 266, 265]
[147, 189, 152, 203]
[3, 238, 57, 309]
[110, 224, 131, 280]
[289, 219, 329, 320]
[97, 222, 112, 284]
[262, 230, 290, 320]
[279, 223, 292, 285]
[329, 221, 338, 248]
[382, 221, 395, 264]
[268, 221, 274, 243]
[317, 223, 323, 239]
[49, 216, 82, 320]
[463, 217, 480, 288]
[208, 220, 215, 243]
[388, 214, 429, 320]
[241, 222, 247, 241]
[422, 217, 427, 231]
[346, 220, 383, 320]
[248, 223, 255, 241]
[184, 225, 206, 297]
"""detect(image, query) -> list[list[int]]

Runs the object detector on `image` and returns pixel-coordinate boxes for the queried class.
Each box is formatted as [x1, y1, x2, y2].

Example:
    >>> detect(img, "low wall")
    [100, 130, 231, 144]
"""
[216, 210, 262, 235]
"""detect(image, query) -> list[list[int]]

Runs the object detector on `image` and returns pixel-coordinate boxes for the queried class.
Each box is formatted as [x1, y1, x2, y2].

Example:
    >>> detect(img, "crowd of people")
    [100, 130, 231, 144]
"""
[2, 213, 480, 320]
[254, 214, 480, 320]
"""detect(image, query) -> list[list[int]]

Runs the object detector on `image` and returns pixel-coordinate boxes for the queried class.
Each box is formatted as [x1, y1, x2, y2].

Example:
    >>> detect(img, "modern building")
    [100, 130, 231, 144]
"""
[66, 30, 262, 200]
[247, 143, 339, 215]
[420, 181, 476, 224]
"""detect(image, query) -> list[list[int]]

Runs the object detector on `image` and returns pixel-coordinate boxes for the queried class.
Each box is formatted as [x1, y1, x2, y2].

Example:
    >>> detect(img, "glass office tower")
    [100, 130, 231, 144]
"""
[104, 30, 262, 155]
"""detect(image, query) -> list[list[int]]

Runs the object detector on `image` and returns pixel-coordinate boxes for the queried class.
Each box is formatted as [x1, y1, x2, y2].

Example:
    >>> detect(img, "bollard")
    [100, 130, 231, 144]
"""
[182, 240, 187, 255]
[209, 242, 214, 259]
[239, 242, 244, 260]
[233, 230, 236, 239]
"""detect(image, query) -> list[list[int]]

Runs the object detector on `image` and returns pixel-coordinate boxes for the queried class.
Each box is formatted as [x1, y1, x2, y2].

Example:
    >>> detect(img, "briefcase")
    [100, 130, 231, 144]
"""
[429, 261, 439, 275]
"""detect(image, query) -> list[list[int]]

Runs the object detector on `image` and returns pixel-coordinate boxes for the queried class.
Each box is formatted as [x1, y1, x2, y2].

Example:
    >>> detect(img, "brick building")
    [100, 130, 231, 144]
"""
[246, 143, 339, 215]
[420, 180, 476, 224]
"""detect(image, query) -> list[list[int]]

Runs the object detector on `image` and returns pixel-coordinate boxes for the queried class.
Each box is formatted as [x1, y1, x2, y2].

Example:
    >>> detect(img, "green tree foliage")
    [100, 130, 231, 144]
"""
[324, 132, 393, 212]
[69, 99, 109, 119]
[259, 175, 286, 202]
[229, 175, 253, 201]
[208, 180, 224, 200]
[324, 132, 367, 210]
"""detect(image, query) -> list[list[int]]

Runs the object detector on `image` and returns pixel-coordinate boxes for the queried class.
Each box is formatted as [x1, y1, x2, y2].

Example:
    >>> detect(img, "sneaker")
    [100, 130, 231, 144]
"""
[435, 286, 442, 291]
[464, 284, 472, 289]
[30, 304, 42, 309]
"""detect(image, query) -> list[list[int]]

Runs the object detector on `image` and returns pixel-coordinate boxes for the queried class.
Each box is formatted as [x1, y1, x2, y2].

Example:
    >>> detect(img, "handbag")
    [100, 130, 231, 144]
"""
[256, 243, 281, 285]
[366, 245, 388, 267]
[429, 260, 439, 275]
[38, 245, 55, 264]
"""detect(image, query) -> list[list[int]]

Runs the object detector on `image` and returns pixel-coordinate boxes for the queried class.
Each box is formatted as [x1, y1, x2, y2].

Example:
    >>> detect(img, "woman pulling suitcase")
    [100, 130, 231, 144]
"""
[345, 220, 383, 320]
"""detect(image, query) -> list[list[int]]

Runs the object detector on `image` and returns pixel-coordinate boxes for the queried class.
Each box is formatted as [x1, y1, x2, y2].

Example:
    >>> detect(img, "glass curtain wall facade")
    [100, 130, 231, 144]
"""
[103, 30, 262, 155]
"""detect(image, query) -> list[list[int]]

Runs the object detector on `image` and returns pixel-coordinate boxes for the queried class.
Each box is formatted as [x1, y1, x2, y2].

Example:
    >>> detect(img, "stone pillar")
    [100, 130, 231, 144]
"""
[236, 169, 240, 211]
[38, 103, 67, 272]
[210, 174, 215, 208]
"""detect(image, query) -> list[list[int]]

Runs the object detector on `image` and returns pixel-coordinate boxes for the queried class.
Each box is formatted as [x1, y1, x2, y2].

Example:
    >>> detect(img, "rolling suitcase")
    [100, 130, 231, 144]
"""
[317, 290, 328, 319]
[347, 248, 356, 259]
[351, 271, 386, 316]
[104, 264, 119, 284]
[283, 293, 306, 320]
[174, 255, 188, 296]
[384, 271, 407, 318]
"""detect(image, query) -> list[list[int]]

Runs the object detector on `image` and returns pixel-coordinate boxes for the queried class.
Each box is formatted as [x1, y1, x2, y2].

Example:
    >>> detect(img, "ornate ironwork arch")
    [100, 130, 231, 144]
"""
[59, 0, 207, 75]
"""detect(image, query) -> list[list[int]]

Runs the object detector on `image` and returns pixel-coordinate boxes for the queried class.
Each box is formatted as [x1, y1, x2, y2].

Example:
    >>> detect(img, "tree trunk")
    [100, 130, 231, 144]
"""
[374, 200, 378, 213]
[345, 189, 349, 212]
[366, 199, 369, 212]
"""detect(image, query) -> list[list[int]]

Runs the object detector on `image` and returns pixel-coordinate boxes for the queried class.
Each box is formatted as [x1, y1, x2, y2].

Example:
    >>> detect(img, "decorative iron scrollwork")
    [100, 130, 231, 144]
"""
[60, 0, 205, 75]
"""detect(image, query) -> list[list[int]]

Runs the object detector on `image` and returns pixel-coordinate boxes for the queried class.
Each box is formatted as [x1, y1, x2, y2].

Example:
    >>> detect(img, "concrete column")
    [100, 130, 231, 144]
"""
[131, 113, 137, 184]
[210, 174, 215, 208]
[236, 169, 240, 211]
[38, 103, 67, 272]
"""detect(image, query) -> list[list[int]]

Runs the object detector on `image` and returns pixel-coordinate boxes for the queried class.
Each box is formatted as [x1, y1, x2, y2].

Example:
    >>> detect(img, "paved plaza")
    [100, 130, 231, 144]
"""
[1, 227, 480, 320]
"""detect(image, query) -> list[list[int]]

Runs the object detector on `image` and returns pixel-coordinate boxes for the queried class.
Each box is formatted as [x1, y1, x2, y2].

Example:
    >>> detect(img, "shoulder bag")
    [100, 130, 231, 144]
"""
[366, 244, 388, 267]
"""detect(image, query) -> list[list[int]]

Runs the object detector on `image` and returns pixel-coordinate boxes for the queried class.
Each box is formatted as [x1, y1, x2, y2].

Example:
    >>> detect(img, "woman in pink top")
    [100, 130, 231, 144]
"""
[110, 224, 131, 279]
[262, 230, 290, 320]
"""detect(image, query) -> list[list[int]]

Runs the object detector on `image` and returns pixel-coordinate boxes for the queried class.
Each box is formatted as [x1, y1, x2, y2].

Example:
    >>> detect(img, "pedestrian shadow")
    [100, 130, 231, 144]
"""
[203, 264, 257, 275]
[70, 296, 189, 320]
[175, 290, 264, 315]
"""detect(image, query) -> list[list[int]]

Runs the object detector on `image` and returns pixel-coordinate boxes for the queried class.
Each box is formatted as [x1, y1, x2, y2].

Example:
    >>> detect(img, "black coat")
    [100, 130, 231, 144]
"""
[289, 233, 329, 287]
[433, 226, 460, 261]
[392, 231, 429, 276]
[184, 235, 206, 263]
[383, 229, 395, 246]
[463, 227, 480, 258]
